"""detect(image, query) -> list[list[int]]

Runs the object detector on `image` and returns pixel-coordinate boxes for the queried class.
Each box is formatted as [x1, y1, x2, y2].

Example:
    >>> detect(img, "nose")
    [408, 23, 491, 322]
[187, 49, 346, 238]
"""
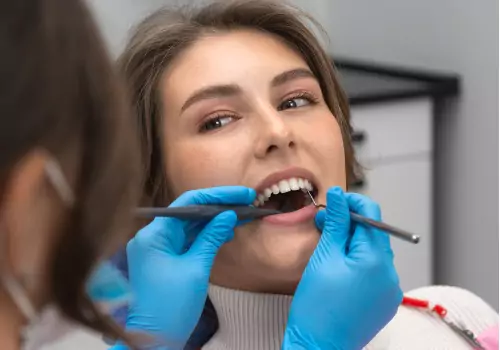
[254, 107, 295, 159]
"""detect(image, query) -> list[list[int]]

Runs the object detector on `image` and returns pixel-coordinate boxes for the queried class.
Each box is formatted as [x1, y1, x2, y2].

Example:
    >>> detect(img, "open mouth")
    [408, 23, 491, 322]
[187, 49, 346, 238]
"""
[253, 177, 318, 213]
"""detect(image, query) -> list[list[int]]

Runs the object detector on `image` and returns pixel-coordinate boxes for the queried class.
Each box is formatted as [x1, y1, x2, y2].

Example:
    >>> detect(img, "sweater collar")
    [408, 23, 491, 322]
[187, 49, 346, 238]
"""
[202, 284, 293, 350]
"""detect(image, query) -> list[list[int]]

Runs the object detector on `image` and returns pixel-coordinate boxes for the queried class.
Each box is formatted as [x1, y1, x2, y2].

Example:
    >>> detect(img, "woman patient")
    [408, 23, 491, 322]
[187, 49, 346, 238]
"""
[117, 0, 498, 349]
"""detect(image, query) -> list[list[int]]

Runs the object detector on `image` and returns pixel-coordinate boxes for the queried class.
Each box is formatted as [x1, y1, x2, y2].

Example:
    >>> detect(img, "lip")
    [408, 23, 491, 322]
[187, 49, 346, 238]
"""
[254, 167, 318, 194]
[262, 203, 317, 226]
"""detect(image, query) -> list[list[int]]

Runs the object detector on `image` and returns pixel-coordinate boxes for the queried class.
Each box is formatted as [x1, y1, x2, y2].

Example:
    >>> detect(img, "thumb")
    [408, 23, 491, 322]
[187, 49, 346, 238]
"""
[314, 209, 326, 231]
[186, 211, 237, 263]
[314, 187, 350, 260]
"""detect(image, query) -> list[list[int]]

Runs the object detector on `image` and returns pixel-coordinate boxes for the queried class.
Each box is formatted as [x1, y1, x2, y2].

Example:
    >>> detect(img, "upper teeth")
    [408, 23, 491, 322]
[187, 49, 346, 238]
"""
[254, 177, 314, 206]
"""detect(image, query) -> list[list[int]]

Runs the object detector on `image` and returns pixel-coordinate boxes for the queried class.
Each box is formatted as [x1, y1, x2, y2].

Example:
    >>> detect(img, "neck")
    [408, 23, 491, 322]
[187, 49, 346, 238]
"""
[211, 263, 298, 295]
[0, 287, 24, 350]
[203, 284, 293, 350]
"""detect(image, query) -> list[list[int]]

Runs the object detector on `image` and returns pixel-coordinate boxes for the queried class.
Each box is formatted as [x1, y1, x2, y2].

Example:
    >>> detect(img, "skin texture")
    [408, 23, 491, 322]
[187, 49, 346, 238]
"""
[160, 29, 346, 294]
[0, 151, 65, 349]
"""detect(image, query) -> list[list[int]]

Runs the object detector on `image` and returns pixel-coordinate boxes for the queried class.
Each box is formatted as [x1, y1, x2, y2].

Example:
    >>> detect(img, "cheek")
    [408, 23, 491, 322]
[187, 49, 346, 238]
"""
[302, 113, 347, 186]
[308, 115, 346, 161]
[163, 139, 245, 196]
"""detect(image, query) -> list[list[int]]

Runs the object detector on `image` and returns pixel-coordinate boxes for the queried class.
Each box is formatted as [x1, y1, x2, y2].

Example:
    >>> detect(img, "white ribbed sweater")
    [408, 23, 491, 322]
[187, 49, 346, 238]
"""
[202, 285, 498, 350]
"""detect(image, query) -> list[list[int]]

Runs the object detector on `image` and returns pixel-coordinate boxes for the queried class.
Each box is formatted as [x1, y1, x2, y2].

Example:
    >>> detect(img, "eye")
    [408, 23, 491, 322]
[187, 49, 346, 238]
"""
[278, 93, 317, 111]
[199, 115, 237, 132]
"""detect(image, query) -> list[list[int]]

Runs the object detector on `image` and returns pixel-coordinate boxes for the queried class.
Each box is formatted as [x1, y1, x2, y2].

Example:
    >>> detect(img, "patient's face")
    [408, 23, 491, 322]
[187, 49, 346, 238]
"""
[160, 30, 346, 294]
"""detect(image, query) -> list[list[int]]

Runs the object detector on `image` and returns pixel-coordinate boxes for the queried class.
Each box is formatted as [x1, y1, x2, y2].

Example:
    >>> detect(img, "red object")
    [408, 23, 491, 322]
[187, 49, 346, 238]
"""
[401, 296, 448, 318]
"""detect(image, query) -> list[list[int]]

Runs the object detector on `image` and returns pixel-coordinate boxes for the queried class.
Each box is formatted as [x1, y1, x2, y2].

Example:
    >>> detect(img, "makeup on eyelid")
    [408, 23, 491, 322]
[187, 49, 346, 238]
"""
[197, 91, 321, 133]
[160, 29, 348, 290]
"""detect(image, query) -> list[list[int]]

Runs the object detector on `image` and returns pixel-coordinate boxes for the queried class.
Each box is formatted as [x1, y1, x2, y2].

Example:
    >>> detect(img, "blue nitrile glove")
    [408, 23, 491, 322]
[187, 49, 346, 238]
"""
[282, 187, 402, 350]
[111, 186, 255, 350]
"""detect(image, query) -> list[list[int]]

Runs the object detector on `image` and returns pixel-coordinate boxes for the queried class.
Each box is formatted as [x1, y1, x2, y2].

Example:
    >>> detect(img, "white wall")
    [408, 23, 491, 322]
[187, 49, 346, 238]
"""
[87, 0, 333, 57]
[86, 0, 499, 309]
[325, 0, 499, 309]
[86, 0, 172, 57]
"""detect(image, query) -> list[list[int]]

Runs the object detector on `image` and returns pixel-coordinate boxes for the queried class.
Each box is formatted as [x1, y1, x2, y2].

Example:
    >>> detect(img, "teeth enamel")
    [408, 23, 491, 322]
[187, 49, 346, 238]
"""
[278, 180, 291, 193]
[258, 194, 265, 205]
[271, 184, 280, 195]
[255, 177, 316, 207]
[297, 178, 304, 188]
[264, 188, 273, 198]
[304, 180, 313, 191]
[289, 178, 300, 191]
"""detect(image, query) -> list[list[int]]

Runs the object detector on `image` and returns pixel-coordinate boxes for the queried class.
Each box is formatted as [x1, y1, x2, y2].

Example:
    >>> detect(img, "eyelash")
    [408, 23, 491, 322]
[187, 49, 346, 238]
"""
[278, 91, 319, 111]
[198, 91, 319, 133]
[199, 113, 239, 133]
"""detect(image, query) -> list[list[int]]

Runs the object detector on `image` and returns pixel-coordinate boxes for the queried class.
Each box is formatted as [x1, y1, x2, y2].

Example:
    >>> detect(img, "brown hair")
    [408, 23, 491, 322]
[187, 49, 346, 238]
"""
[0, 0, 139, 345]
[118, 0, 359, 207]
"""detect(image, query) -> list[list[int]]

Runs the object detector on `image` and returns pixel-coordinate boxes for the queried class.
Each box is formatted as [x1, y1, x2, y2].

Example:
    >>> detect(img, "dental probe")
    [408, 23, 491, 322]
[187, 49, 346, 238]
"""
[306, 190, 420, 244]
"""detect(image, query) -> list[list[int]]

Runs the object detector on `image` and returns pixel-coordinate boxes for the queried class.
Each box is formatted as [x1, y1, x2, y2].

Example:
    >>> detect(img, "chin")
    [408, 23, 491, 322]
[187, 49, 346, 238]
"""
[249, 224, 319, 280]
[212, 223, 319, 294]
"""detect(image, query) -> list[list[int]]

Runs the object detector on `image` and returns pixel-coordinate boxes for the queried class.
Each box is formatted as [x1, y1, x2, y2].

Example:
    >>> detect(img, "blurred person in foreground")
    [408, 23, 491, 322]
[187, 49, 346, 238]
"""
[0, 0, 141, 348]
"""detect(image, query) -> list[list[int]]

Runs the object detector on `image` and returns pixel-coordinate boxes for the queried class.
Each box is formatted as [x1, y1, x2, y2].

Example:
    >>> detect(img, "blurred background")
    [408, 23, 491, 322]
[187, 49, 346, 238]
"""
[86, 0, 498, 310]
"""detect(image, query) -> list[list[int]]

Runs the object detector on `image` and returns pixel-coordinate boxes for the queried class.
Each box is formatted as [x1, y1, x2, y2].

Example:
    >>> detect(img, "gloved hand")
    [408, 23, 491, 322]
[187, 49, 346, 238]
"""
[282, 187, 402, 350]
[113, 186, 255, 349]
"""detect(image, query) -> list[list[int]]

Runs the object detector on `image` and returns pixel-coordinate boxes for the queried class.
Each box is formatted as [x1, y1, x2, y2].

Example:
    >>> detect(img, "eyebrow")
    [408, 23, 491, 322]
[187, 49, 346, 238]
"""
[181, 84, 242, 112]
[180, 68, 316, 112]
[271, 68, 316, 87]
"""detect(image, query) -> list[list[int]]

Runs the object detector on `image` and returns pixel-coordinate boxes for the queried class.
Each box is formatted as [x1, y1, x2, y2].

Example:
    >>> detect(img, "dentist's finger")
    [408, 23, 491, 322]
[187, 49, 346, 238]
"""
[171, 186, 256, 207]
[186, 211, 237, 265]
[312, 187, 350, 262]
[181, 215, 253, 252]
[345, 193, 390, 251]
[314, 209, 326, 232]
[147, 186, 255, 254]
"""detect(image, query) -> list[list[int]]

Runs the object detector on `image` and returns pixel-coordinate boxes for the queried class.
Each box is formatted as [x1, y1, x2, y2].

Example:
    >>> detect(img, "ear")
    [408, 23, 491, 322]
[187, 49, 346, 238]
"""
[0, 150, 65, 307]
[0, 150, 49, 230]
[0, 150, 50, 277]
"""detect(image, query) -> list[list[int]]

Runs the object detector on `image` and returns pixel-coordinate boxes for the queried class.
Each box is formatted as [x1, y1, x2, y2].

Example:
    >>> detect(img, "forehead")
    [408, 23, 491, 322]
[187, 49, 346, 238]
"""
[161, 29, 311, 104]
